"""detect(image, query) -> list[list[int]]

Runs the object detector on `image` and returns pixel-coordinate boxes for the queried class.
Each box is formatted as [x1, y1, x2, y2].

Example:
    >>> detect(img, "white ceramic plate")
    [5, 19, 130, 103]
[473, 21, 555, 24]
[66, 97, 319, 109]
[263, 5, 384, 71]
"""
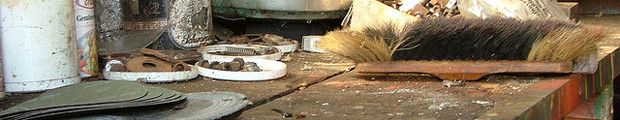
[103, 60, 199, 83]
[196, 58, 287, 81]
[273, 40, 298, 53]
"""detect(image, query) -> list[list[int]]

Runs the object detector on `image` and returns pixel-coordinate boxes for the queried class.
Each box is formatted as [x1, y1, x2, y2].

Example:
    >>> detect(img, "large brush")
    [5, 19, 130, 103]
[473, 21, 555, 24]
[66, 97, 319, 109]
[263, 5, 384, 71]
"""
[318, 17, 602, 63]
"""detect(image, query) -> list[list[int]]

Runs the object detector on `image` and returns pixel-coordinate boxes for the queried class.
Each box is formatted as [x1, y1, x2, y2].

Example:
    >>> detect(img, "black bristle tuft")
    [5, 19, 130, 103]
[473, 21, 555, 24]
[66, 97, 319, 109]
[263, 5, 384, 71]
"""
[391, 17, 579, 61]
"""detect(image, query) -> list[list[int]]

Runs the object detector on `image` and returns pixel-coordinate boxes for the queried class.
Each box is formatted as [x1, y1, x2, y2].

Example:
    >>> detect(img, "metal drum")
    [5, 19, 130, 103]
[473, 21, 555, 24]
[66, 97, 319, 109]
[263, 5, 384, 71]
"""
[212, 0, 353, 20]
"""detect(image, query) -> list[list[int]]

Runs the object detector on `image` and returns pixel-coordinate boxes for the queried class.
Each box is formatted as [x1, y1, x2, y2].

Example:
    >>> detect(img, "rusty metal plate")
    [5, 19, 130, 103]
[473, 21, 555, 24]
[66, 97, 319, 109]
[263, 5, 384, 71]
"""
[126, 57, 175, 72]
[356, 61, 573, 80]
[212, 0, 351, 20]
[139, 48, 190, 69]
[97, 30, 164, 55]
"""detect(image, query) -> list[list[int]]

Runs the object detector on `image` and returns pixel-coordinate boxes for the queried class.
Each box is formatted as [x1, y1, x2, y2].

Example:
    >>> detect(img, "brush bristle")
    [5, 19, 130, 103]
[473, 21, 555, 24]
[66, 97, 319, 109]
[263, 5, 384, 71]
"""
[527, 27, 603, 61]
[393, 17, 580, 61]
[319, 17, 601, 63]
[318, 29, 391, 63]
[318, 22, 414, 63]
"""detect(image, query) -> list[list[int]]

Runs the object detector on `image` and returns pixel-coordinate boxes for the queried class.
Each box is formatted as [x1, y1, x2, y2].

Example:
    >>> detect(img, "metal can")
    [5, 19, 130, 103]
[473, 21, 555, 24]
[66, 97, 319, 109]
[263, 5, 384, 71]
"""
[167, 0, 216, 49]
[94, 0, 123, 42]
[74, 0, 99, 77]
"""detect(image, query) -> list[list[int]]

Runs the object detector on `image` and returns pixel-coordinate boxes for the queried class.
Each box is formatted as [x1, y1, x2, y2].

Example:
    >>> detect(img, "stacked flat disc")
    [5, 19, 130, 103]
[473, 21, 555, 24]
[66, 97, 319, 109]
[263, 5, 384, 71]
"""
[0, 81, 186, 120]
[69, 92, 250, 120]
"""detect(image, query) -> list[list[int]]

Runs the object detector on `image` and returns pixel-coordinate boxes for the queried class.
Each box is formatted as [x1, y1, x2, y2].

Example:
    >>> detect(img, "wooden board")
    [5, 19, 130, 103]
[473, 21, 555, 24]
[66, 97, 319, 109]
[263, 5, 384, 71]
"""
[239, 71, 544, 119]
[356, 61, 573, 80]
[150, 52, 355, 107]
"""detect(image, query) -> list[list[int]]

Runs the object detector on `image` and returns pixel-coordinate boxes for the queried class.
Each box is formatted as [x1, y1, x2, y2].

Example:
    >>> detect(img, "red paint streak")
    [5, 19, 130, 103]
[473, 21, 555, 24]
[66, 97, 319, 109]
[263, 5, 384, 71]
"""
[558, 74, 583, 119]
[594, 27, 604, 38]
[467, 90, 483, 95]
[524, 74, 584, 120]
[309, 74, 319, 78]
[335, 83, 345, 87]
[522, 76, 569, 119]
[384, 85, 402, 90]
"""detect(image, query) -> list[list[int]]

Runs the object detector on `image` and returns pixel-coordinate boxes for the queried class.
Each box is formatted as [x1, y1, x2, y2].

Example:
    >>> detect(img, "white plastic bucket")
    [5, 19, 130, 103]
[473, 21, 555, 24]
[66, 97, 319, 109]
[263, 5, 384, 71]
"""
[1, 0, 81, 93]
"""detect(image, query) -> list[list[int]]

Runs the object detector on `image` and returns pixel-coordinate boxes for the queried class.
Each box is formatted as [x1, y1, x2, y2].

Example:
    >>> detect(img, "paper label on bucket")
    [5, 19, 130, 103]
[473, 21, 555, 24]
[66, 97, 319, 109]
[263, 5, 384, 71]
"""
[74, 0, 98, 77]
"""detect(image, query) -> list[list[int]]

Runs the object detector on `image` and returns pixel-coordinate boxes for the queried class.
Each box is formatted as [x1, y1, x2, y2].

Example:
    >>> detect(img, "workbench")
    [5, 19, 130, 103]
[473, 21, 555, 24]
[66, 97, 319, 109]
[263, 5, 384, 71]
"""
[237, 17, 620, 120]
[234, 46, 618, 119]
[1, 17, 619, 120]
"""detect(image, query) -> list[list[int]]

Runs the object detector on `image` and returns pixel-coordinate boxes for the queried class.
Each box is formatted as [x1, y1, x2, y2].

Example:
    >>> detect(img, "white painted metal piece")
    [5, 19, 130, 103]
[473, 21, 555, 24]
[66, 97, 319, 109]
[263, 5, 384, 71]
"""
[103, 60, 199, 83]
[196, 58, 287, 81]
[217, 0, 351, 11]
[1, 0, 81, 93]
[199, 44, 283, 60]
[302, 35, 328, 53]
[273, 40, 298, 53]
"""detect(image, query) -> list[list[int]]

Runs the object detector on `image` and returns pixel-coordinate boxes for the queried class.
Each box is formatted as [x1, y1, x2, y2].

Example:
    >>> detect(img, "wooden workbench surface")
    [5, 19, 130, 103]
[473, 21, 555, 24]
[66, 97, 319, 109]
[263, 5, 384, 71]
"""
[1, 16, 619, 119]
[150, 52, 355, 106]
[238, 71, 545, 119]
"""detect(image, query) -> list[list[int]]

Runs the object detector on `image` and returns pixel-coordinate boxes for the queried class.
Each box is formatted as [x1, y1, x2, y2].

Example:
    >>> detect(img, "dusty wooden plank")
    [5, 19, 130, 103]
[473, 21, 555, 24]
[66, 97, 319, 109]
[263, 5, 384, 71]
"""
[576, 0, 620, 15]
[592, 46, 619, 94]
[150, 52, 354, 107]
[239, 72, 541, 119]
[478, 45, 620, 119]
[558, 2, 579, 20]
[356, 61, 573, 80]
[479, 75, 580, 120]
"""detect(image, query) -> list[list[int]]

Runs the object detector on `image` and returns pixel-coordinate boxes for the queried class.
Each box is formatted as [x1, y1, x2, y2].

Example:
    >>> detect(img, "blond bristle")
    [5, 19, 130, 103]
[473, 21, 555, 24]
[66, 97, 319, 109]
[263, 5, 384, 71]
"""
[318, 29, 387, 63]
[317, 26, 407, 63]
[527, 27, 602, 62]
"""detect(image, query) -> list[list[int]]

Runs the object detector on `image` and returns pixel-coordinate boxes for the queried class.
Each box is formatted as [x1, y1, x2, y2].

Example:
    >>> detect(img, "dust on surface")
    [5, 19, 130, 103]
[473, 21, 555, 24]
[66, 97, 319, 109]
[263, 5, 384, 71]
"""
[239, 72, 542, 120]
